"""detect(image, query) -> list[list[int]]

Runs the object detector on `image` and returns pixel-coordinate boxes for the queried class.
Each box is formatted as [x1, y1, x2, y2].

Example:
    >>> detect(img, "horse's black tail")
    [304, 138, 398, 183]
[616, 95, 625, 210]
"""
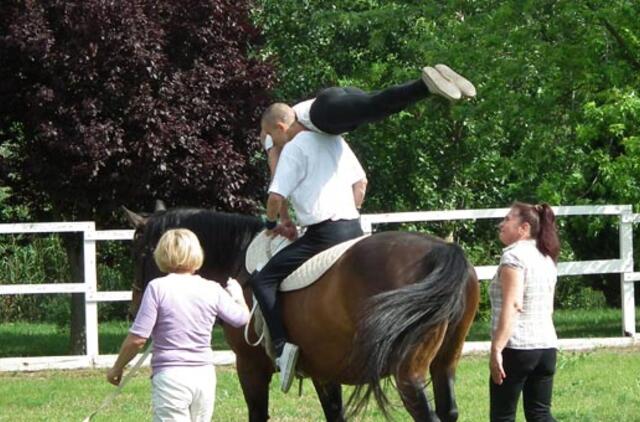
[346, 241, 471, 418]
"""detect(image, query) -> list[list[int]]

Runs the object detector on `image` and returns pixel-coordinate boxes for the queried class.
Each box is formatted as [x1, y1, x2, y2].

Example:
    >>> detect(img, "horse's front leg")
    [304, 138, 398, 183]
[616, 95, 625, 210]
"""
[312, 379, 345, 422]
[235, 353, 274, 422]
[223, 317, 275, 422]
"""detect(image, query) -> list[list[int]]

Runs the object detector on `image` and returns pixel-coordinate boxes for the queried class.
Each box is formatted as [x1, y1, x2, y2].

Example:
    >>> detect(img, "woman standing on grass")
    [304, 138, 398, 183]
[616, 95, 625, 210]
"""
[107, 228, 250, 421]
[489, 202, 560, 422]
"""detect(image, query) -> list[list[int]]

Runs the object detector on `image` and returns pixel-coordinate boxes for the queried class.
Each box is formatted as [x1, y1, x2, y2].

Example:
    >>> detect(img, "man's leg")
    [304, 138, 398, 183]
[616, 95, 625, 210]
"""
[250, 218, 363, 350]
[309, 66, 474, 135]
[249, 233, 327, 393]
[310, 82, 428, 135]
[249, 236, 320, 355]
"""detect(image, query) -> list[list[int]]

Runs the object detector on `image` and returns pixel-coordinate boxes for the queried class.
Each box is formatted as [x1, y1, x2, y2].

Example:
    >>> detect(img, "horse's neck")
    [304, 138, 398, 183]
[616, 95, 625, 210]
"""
[199, 223, 257, 285]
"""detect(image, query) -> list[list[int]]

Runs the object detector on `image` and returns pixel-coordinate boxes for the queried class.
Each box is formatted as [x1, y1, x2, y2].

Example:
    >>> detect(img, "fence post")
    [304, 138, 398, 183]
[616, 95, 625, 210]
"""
[83, 224, 99, 362]
[360, 215, 373, 235]
[619, 206, 635, 337]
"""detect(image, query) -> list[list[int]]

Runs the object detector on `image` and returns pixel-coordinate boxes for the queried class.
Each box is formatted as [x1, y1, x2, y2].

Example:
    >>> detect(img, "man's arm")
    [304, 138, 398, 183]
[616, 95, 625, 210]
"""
[265, 144, 293, 223]
[266, 192, 286, 227]
[353, 178, 368, 210]
[266, 145, 281, 177]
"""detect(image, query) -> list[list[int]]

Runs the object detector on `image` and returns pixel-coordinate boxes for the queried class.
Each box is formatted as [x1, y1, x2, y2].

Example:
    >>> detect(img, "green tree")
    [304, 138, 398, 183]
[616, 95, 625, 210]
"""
[254, 0, 640, 304]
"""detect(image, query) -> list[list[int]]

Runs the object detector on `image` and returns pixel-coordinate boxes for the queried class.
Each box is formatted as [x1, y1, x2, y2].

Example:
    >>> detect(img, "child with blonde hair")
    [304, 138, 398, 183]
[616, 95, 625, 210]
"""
[107, 228, 249, 421]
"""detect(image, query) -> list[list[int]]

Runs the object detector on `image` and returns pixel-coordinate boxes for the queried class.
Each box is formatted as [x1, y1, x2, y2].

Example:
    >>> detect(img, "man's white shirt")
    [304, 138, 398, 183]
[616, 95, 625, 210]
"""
[269, 131, 365, 227]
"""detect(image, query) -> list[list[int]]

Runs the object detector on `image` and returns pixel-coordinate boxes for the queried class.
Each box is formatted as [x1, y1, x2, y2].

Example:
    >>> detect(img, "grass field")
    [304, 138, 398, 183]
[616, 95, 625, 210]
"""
[1, 307, 638, 357]
[1, 308, 638, 420]
[0, 348, 638, 421]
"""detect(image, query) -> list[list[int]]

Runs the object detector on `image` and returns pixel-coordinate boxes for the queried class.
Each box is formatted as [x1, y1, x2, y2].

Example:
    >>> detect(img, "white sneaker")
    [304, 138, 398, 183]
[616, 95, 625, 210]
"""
[275, 342, 299, 393]
[434, 64, 476, 98]
[422, 66, 462, 101]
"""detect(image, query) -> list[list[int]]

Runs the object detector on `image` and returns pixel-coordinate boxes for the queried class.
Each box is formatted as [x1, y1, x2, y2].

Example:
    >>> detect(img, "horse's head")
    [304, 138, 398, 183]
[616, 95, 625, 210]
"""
[123, 201, 264, 316]
[123, 200, 167, 316]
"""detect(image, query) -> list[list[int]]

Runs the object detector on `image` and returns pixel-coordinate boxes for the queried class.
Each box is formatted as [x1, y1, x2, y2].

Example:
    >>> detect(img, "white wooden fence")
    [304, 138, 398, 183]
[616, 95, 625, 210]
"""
[0, 205, 638, 372]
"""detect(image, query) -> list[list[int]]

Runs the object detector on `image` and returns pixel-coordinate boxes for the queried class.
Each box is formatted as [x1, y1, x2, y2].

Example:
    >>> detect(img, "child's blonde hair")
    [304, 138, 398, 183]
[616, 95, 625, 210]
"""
[153, 229, 204, 274]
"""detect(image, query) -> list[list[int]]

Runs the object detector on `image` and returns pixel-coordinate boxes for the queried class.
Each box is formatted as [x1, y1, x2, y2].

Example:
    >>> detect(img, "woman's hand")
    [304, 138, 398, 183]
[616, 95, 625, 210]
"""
[490, 350, 506, 385]
[106, 366, 123, 386]
[225, 278, 244, 300]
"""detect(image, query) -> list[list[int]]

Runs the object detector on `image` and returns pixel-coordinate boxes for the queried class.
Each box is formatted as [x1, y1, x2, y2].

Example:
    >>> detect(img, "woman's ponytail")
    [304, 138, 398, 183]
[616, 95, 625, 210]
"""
[536, 203, 560, 262]
[512, 202, 560, 262]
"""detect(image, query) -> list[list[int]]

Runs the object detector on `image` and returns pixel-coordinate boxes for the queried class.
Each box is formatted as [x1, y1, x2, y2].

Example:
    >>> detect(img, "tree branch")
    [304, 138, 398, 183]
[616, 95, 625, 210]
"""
[599, 17, 640, 71]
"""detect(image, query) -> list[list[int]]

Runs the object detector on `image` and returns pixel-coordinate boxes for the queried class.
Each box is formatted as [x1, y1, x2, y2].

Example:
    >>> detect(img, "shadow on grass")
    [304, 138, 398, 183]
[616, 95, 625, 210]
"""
[0, 322, 231, 357]
[0, 327, 69, 357]
[2, 307, 637, 357]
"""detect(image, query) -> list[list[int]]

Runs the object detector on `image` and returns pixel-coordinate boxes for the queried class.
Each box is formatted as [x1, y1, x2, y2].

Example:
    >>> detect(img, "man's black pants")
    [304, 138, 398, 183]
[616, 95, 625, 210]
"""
[310, 79, 430, 135]
[249, 218, 363, 355]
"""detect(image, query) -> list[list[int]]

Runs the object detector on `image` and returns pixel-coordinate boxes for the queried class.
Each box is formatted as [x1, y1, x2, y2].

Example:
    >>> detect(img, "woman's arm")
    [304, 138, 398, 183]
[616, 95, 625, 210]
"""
[216, 278, 250, 328]
[490, 266, 523, 384]
[107, 333, 148, 385]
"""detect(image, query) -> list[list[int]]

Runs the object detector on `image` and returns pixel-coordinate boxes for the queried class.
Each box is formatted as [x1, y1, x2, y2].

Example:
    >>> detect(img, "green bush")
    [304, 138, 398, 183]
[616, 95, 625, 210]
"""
[555, 276, 607, 310]
[0, 234, 71, 323]
[96, 241, 134, 322]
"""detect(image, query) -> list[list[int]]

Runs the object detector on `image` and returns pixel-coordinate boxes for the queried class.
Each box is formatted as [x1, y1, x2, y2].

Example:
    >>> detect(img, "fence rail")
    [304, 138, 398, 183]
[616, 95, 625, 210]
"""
[1, 205, 638, 372]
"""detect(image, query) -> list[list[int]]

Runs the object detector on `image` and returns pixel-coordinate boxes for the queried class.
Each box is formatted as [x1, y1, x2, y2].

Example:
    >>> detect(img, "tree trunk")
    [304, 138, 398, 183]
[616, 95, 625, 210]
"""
[62, 233, 86, 355]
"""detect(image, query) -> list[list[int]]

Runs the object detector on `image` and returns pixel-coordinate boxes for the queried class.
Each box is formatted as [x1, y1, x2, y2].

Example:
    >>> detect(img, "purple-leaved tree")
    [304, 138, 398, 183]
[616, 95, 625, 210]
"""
[0, 0, 275, 353]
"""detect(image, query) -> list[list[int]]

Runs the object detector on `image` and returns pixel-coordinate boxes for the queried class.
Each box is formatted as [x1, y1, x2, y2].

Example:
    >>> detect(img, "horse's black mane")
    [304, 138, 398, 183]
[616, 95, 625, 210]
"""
[142, 208, 264, 279]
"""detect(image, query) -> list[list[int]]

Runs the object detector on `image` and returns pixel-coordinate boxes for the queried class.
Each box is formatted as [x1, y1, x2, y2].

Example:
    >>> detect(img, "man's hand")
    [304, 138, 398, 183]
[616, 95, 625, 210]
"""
[272, 220, 298, 241]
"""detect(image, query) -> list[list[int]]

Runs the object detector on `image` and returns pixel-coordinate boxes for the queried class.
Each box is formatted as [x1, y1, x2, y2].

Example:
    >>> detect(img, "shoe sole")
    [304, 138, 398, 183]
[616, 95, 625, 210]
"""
[280, 344, 299, 393]
[434, 64, 476, 98]
[422, 66, 461, 101]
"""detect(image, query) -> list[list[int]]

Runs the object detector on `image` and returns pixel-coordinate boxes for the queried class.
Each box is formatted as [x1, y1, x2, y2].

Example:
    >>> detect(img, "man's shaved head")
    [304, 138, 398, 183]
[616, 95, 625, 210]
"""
[261, 103, 295, 129]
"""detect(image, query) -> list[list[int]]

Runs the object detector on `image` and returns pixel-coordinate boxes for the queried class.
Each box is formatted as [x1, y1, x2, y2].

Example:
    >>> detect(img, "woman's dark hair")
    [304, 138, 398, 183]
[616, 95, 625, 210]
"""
[512, 202, 560, 262]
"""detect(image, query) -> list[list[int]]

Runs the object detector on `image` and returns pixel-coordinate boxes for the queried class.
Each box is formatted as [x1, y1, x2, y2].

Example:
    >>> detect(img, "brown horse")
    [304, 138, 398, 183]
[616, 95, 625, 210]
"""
[125, 205, 479, 421]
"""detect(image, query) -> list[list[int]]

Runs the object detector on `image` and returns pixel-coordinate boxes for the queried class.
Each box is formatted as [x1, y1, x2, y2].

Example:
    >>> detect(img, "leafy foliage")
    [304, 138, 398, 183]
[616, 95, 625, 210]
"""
[0, 0, 276, 223]
[255, 0, 640, 305]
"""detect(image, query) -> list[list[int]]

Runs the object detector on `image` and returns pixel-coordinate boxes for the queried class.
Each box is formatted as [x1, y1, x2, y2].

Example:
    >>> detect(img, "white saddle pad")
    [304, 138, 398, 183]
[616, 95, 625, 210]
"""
[245, 230, 369, 291]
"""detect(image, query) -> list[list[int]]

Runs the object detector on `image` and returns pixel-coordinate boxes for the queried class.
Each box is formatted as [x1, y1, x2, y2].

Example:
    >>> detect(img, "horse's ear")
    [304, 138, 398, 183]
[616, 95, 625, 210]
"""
[154, 199, 167, 212]
[122, 206, 148, 229]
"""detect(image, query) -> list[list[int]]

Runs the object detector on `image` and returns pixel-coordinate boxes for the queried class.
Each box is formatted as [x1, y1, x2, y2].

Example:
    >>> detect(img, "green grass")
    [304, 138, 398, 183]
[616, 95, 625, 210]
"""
[0, 348, 638, 421]
[1, 307, 638, 357]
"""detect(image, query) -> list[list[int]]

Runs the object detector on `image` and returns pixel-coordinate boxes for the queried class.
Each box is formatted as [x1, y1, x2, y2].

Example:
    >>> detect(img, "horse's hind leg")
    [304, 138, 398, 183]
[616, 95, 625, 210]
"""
[312, 379, 345, 422]
[396, 322, 448, 422]
[395, 377, 439, 422]
[430, 274, 480, 422]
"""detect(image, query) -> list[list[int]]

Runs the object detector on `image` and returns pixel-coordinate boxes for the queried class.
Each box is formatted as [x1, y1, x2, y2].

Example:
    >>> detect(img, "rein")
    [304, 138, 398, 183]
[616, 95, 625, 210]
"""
[82, 341, 153, 421]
